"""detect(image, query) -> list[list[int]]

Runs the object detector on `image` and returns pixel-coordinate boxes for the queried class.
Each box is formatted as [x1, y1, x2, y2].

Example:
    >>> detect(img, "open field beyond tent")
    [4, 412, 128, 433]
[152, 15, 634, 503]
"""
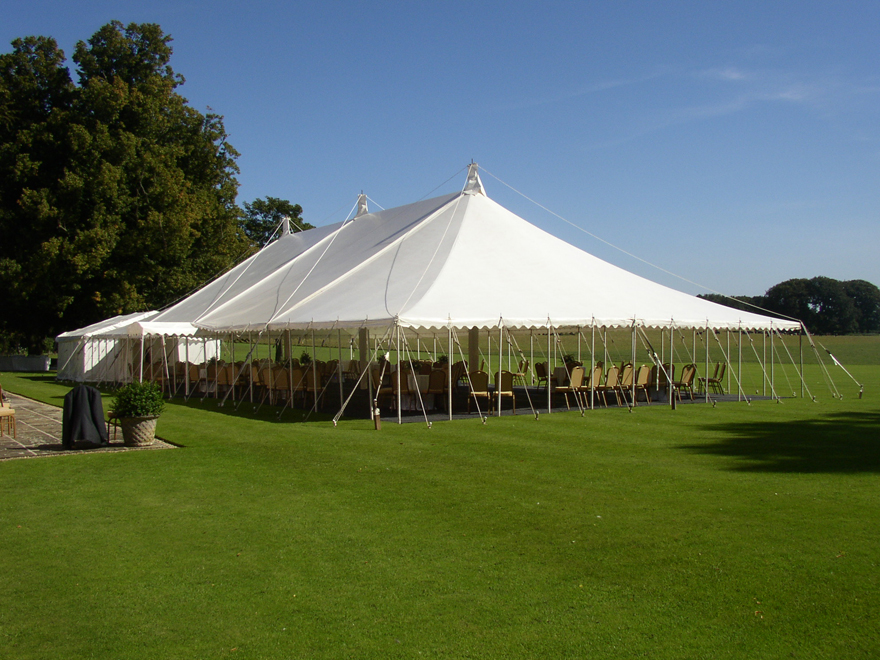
[1, 340, 879, 659]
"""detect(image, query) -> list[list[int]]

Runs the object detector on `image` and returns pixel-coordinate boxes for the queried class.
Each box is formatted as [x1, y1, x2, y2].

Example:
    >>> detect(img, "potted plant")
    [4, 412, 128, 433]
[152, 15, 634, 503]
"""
[113, 381, 165, 446]
[300, 351, 312, 366]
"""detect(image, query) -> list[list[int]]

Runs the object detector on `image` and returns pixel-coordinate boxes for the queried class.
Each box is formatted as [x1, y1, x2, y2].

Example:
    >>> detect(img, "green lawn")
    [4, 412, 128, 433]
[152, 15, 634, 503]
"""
[1, 340, 879, 659]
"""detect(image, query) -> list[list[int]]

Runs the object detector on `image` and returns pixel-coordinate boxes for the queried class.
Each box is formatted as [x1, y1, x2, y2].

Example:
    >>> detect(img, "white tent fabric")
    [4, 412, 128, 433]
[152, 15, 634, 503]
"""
[56, 312, 214, 383]
[56, 311, 159, 340]
[153, 167, 800, 333]
[56, 312, 157, 382]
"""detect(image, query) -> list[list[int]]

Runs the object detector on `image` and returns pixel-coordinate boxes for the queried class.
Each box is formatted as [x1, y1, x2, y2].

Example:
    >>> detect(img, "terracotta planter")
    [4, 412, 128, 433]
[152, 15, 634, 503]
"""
[120, 416, 159, 447]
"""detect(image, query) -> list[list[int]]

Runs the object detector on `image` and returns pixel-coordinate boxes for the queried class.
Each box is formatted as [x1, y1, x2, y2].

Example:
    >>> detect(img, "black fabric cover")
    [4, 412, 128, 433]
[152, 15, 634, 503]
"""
[62, 385, 108, 449]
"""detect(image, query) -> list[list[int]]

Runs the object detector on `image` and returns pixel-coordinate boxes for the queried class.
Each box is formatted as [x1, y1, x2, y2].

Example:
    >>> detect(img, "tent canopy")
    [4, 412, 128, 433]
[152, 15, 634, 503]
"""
[153, 165, 800, 333]
[56, 311, 159, 340]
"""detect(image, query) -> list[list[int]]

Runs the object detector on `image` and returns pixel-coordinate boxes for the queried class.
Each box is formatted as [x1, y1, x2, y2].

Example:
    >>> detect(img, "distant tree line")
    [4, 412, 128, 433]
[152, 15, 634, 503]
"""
[0, 22, 311, 354]
[698, 277, 880, 335]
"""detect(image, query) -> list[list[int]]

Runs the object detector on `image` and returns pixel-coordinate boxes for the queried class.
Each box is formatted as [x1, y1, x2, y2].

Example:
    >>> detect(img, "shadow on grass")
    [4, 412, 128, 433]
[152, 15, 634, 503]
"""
[681, 411, 880, 473]
[164, 394, 339, 424]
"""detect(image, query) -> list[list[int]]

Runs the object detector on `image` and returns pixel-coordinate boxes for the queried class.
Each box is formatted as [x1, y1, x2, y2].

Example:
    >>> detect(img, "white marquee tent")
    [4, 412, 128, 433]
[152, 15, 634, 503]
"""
[59, 165, 816, 418]
[154, 165, 800, 335]
[142, 164, 810, 420]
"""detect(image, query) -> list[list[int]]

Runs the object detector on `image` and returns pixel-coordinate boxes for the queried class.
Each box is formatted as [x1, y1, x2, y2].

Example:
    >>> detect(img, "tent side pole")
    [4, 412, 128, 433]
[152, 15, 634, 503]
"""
[249, 332, 255, 407]
[577, 326, 581, 364]
[547, 322, 552, 414]
[487, 327, 491, 374]
[799, 331, 804, 398]
[603, 328, 608, 369]
[668, 323, 674, 408]
[631, 322, 637, 405]
[738, 324, 742, 402]
[726, 330, 731, 394]
[311, 329, 319, 414]
[396, 323, 402, 425]
[530, 330, 534, 386]
[448, 325, 453, 422]
[660, 329, 665, 366]
[590, 321, 595, 410]
[770, 326, 776, 400]
[497, 325, 502, 417]
[338, 329, 344, 410]
[704, 323, 710, 404]
[762, 331, 767, 396]
[161, 335, 171, 398]
[286, 330, 293, 406]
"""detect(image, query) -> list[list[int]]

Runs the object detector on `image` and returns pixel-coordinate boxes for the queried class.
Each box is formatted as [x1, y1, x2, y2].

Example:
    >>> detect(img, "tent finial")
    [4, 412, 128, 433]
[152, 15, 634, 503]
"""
[355, 193, 369, 218]
[463, 162, 485, 196]
[281, 216, 291, 235]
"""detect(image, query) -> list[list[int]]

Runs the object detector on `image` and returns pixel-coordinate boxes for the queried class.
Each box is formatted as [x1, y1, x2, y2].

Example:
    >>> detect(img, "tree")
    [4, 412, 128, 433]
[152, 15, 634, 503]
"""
[763, 278, 814, 326]
[0, 36, 78, 352]
[0, 22, 247, 353]
[241, 196, 313, 248]
[763, 277, 860, 335]
[842, 279, 880, 334]
[700, 277, 879, 335]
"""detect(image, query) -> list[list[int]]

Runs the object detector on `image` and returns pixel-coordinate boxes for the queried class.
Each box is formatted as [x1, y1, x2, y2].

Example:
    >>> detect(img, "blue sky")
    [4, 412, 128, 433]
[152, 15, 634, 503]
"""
[3, 1, 879, 296]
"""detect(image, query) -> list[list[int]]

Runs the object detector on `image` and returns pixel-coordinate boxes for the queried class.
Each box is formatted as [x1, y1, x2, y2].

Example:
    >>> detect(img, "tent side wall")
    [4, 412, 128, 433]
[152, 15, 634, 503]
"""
[56, 338, 86, 382]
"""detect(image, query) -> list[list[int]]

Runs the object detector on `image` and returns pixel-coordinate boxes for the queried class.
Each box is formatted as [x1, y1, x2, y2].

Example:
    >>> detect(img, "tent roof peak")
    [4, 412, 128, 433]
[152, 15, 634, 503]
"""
[355, 193, 369, 218]
[463, 163, 485, 196]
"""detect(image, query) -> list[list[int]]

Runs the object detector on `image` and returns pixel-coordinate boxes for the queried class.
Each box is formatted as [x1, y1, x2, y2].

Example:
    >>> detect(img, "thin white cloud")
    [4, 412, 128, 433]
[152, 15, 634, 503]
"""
[561, 61, 880, 152]
[497, 69, 670, 111]
[699, 66, 750, 82]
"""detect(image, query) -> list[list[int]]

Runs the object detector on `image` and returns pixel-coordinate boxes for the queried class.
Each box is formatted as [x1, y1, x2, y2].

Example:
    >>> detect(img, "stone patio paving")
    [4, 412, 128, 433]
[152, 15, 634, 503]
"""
[0, 392, 175, 461]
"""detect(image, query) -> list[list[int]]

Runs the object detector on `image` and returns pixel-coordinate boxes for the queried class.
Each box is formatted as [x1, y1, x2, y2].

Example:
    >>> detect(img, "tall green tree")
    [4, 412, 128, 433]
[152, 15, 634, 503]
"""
[241, 196, 313, 248]
[699, 277, 880, 335]
[763, 277, 860, 334]
[842, 279, 880, 333]
[0, 22, 247, 353]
